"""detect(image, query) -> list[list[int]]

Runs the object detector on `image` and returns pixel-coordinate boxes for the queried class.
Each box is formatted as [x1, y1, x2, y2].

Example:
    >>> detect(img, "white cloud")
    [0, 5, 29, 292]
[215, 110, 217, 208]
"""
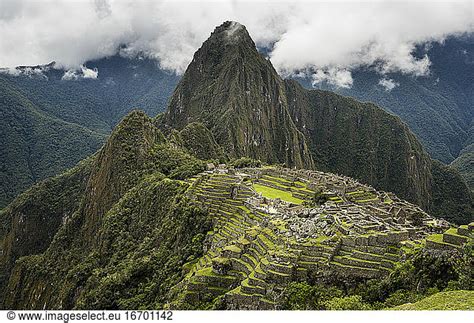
[0, 64, 53, 78]
[61, 70, 79, 81]
[0, 0, 472, 86]
[378, 78, 400, 91]
[312, 68, 353, 88]
[81, 66, 99, 79]
[61, 66, 98, 80]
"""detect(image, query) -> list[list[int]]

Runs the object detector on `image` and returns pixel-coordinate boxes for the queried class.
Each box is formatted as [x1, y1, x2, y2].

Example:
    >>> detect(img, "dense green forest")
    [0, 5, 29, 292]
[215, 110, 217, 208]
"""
[451, 139, 474, 192]
[0, 78, 105, 207]
[0, 55, 178, 208]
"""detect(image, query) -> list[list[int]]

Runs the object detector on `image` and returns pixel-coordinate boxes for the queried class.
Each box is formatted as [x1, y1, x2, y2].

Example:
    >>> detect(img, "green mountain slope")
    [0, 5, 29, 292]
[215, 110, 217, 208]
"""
[0, 156, 94, 296]
[0, 78, 105, 208]
[285, 81, 432, 209]
[161, 21, 472, 223]
[431, 160, 473, 224]
[170, 122, 225, 160]
[0, 56, 178, 208]
[0, 110, 210, 308]
[451, 132, 474, 191]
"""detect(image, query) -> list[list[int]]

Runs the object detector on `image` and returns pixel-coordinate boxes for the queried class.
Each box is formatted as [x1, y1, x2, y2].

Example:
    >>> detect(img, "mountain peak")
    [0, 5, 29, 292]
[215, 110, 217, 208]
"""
[211, 21, 248, 43]
[189, 21, 257, 67]
[160, 21, 314, 169]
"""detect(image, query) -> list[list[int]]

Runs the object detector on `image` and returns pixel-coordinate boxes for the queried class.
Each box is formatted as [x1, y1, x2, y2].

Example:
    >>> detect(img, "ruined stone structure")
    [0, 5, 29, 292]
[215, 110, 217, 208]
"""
[168, 166, 472, 309]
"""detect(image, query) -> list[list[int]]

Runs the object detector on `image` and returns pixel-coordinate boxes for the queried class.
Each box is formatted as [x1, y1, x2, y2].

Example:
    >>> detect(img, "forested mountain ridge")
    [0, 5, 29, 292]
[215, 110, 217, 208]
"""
[0, 110, 210, 308]
[0, 78, 105, 208]
[0, 56, 178, 208]
[451, 120, 474, 192]
[285, 81, 432, 209]
[302, 36, 474, 165]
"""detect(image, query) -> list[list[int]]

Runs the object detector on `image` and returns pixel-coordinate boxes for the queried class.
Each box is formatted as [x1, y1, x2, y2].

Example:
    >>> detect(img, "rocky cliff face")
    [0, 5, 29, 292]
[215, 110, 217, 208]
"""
[160, 21, 314, 169]
[81, 110, 165, 241]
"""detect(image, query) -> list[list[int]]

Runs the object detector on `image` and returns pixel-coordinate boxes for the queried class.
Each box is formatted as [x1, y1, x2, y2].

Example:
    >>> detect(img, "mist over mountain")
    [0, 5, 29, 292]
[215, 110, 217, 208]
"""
[302, 36, 473, 165]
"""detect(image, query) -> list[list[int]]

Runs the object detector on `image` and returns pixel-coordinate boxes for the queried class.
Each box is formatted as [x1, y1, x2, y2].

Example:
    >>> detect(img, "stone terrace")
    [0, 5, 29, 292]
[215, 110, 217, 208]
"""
[168, 166, 471, 309]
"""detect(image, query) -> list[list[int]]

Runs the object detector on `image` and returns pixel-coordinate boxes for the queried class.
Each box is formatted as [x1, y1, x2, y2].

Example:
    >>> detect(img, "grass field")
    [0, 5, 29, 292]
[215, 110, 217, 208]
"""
[253, 183, 303, 204]
[393, 290, 474, 310]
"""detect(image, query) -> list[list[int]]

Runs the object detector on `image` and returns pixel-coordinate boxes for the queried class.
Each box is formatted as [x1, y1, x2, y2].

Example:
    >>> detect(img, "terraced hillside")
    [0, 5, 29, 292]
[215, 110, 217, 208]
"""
[167, 166, 473, 309]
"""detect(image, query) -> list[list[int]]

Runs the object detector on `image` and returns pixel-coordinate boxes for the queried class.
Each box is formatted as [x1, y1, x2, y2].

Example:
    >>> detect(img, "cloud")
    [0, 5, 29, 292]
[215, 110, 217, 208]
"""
[312, 68, 353, 88]
[378, 78, 400, 91]
[81, 66, 99, 79]
[61, 66, 98, 80]
[0, 63, 54, 78]
[0, 0, 472, 87]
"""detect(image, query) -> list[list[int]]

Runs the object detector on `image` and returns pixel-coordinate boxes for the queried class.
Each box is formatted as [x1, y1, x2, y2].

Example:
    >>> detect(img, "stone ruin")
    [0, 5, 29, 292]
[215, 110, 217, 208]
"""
[168, 165, 471, 309]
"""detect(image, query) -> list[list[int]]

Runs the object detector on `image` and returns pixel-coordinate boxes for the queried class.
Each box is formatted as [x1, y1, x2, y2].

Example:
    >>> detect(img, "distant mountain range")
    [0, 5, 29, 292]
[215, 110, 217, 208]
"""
[0, 56, 178, 207]
[297, 35, 473, 190]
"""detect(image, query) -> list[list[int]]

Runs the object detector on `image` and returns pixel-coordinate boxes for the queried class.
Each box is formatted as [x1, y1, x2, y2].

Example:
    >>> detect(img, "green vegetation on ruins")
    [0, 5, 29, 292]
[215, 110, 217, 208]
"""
[162, 164, 473, 310]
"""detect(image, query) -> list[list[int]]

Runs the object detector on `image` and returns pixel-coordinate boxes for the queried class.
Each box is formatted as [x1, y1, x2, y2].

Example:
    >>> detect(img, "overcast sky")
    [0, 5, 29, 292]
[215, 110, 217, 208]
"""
[0, 0, 472, 86]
